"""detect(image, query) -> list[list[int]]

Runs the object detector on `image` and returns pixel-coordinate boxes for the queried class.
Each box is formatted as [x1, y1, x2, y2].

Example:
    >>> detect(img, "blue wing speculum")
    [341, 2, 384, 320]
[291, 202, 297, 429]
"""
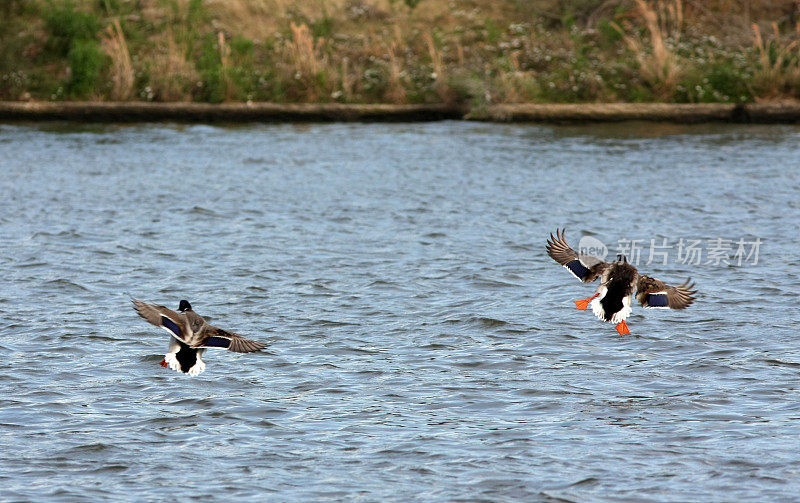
[641, 292, 669, 308]
[202, 336, 231, 349]
[161, 316, 183, 339]
[564, 259, 591, 281]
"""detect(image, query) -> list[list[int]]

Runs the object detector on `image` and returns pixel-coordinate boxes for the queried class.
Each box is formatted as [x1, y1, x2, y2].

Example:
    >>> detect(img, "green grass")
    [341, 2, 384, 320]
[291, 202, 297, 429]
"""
[44, 2, 100, 55]
[66, 38, 104, 97]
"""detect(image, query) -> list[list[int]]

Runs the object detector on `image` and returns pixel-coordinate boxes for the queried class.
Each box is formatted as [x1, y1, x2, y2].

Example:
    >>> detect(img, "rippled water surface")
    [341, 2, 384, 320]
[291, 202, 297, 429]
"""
[1, 121, 799, 501]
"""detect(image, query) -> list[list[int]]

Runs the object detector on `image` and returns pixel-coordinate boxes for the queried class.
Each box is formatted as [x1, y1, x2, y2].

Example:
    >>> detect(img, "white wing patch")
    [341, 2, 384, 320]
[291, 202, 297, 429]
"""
[163, 351, 182, 373]
[187, 353, 206, 376]
[591, 286, 608, 320]
[591, 287, 632, 323]
[162, 347, 206, 376]
[611, 295, 632, 323]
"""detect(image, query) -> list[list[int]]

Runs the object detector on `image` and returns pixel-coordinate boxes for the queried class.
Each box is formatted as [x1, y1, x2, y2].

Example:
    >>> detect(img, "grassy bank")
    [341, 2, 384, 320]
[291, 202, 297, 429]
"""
[2, 0, 800, 105]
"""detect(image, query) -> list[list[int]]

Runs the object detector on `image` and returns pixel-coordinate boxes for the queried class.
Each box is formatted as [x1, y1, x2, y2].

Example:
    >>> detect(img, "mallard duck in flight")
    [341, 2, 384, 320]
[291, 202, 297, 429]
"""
[132, 299, 266, 376]
[546, 229, 697, 335]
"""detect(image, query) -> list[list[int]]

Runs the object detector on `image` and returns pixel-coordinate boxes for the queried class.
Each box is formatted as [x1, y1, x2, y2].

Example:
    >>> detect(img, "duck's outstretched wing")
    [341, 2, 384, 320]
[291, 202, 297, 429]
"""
[132, 298, 191, 342]
[546, 228, 608, 282]
[635, 276, 697, 309]
[199, 326, 267, 353]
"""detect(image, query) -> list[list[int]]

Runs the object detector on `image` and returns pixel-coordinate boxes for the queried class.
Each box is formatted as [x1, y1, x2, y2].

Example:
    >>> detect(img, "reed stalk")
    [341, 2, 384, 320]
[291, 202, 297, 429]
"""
[101, 18, 134, 100]
[612, 0, 683, 99]
[751, 22, 800, 99]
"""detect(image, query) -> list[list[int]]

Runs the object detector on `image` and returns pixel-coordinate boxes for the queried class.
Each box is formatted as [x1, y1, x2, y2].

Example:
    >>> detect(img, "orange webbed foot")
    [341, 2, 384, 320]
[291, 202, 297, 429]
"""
[159, 359, 168, 368]
[574, 293, 599, 310]
[615, 320, 630, 335]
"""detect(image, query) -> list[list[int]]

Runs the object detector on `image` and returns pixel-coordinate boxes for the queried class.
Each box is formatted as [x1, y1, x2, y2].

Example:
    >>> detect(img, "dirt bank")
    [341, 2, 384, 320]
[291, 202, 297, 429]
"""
[1, 102, 800, 123]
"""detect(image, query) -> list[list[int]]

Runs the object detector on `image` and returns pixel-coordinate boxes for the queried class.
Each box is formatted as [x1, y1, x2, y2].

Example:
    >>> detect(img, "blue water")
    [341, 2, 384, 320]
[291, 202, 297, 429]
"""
[1, 121, 798, 501]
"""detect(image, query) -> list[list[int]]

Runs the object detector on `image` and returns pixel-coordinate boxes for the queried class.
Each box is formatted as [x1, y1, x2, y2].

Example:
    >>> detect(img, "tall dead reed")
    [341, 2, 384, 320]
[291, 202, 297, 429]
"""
[101, 18, 134, 100]
[386, 42, 407, 103]
[424, 32, 451, 101]
[751, 22, 800, 99]
[339, 56, 353, 101]
[289, 22, 321, 78]
[217, 31, 236, 101]
[148, 28, 199, 101]
[613, 0, 683, 99]
[287, 21, 328, 100]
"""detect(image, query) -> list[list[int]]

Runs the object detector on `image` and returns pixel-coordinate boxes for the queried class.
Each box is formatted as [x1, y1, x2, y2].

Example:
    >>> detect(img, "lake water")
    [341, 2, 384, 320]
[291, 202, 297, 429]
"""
[1, 120, 798, 501]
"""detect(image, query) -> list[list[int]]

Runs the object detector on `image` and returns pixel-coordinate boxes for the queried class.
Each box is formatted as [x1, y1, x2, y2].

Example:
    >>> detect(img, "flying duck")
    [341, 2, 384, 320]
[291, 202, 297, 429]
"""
[546, 229, 697, 335]
[132, 299, 266, 376]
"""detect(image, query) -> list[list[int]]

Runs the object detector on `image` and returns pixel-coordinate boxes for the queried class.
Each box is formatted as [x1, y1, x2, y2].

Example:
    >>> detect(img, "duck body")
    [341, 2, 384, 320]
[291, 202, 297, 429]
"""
[591, 259, 637, 325]
[546, 229, 697, 335]
[132, 299, 265, 376]
[163, 336, 207, 376]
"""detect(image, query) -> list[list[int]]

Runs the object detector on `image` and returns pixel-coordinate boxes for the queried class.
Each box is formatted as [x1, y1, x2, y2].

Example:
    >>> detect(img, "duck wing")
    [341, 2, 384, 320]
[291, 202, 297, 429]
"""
[546, 228, 608, 282]
[635, 276, 697, 309]
[197, 325, 267, 353]
[132, 299, 192, 342]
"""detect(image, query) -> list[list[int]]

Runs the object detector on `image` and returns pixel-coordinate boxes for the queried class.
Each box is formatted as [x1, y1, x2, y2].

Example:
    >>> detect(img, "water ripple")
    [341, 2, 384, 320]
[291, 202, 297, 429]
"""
[0, 122, 798, 501]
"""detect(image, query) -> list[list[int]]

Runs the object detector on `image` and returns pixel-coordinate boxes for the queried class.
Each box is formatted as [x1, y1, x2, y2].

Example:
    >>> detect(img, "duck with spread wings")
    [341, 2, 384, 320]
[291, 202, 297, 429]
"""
[132, 299, 266, 376]
[546, 229, 697, 335]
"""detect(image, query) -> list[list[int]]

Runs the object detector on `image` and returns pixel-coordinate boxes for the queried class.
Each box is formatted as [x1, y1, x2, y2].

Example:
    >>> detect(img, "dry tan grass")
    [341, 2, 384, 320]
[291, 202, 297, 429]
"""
[289, 22, 321, 76]
[612, 0, 684, 100]
[284, 22, 330, 100]
[339, 56, 353, 101]
[204, 0, 360, 41]
[137, 0, 188, 26]
[751, 22, 800, 99]
[101, 18, 134, 100]
[204, 0, 279, 41]
[217, 31, 237, 101]
[386, 42, 407, 103]
[146, 28, 199, 102]
[424, 32, 452, 102]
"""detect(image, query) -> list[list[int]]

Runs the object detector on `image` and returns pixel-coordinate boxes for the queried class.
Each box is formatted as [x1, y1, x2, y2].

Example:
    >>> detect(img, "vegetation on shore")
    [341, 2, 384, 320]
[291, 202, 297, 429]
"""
[2, 0, 800, 105]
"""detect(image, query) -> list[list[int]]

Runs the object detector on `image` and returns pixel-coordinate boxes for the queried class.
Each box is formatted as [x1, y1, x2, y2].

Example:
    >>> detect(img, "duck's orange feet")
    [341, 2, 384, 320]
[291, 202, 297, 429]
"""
[159, 359, 168, 367]
[615, 320, 630, 335]
[574, 293, 599, 310]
